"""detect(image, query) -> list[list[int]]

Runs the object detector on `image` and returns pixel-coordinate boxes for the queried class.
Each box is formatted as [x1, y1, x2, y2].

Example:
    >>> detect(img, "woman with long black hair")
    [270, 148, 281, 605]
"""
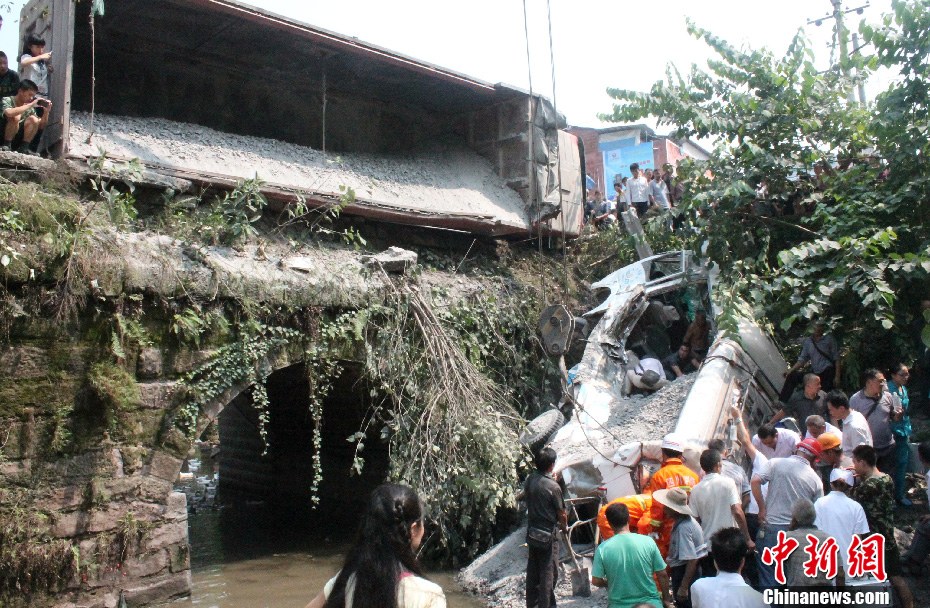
[305, 484, 446, 608]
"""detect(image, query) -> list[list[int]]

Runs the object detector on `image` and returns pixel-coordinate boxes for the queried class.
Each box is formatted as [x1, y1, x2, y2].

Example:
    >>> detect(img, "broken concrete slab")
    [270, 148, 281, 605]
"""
[362, 246, 418, 274]
[68, 113, 532, 235]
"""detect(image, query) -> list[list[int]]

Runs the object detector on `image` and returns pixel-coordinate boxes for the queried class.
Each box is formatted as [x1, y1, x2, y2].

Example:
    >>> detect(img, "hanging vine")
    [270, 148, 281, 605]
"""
[303, 344, 342, 505]
[173, 275, 533, 562]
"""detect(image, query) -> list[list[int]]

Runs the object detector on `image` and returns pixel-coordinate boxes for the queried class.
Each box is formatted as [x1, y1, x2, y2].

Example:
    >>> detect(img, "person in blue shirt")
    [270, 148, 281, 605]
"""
[887, 362, 913, 505]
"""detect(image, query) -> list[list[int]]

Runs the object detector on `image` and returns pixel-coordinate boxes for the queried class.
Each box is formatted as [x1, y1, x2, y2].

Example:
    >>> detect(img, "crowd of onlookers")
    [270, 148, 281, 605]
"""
[584, 162, 685, 230]
[0, 24, 54, 156]
[524, 317, 930, 608]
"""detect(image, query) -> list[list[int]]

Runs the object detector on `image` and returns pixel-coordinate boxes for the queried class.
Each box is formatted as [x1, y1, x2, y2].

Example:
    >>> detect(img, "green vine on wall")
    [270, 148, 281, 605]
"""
[175, 324, 302, 445]
[304, 345, 342, 505]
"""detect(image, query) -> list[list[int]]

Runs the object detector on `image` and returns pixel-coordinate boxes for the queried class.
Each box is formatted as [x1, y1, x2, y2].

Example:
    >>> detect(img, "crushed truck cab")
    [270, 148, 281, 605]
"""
[543, 251, 788, 552]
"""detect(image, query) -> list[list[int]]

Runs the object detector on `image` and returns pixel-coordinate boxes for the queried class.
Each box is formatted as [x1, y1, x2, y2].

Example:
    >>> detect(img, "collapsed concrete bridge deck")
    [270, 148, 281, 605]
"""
[24, 0, 585, 238]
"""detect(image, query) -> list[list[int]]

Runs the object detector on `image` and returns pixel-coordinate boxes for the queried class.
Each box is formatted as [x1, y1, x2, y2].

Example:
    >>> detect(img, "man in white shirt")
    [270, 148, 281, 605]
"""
[691, 527, 766, 608]
[707, 438, 750, 510]
[727, 406, 768, 588]
[814, 468, 869, 584]
[625, 162, 651, 216]
[751, 424, 800, 459]
[826, 390, 872, 459]
[752, 439, 824, 589]
[689, 449, 753, 575]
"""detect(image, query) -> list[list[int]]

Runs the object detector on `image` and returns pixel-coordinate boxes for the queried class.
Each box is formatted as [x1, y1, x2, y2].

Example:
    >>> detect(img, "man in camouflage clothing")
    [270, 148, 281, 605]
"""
[850, 445, 913, 608]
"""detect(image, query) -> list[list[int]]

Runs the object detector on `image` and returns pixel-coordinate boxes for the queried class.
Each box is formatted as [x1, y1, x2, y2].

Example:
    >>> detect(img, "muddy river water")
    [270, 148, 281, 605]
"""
[161, 453, 484, 608]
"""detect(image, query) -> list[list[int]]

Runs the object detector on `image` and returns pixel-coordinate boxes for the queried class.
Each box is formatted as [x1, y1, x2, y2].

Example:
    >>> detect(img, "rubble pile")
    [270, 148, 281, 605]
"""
[459, 375, 697, 608]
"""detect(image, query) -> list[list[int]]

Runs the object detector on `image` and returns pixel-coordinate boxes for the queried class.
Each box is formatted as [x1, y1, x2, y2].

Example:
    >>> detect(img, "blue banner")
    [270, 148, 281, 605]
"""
[601, 140, 654, 194]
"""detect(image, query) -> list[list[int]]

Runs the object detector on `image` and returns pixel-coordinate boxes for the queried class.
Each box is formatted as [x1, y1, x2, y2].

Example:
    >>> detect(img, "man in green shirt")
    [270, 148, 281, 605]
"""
[592, 502, 675, 608]
[1, 79, 50, 156]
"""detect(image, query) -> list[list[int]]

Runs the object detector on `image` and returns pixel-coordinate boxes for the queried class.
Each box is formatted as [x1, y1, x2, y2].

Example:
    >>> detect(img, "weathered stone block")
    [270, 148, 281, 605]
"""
[136, 348, 164, 380]
[52, 501, 167, 537]
[167, 348, 217, 375]
[103, 475, 144, 499]
[137, 381, 178, 410]
[122, 549, 169, 579]
[46, 450, 120, 483]
[39, 486, 87, 512]
[121, 571, 191, 605]
[146, 450, 183, 482]
[144, 519, 188, 551]
[167, 543, 191, 573]
[166, 491, 187, 520]
[118, 447, 149, 475]
[0, 345, 50, 378]
[138, 475, 174, 502]
[0, 459, 30, 477]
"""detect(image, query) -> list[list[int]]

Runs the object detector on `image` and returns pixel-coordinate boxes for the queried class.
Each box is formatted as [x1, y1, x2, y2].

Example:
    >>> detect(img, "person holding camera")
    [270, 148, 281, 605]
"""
[1, 79, 51, 156]
[19, 35, 53, 154]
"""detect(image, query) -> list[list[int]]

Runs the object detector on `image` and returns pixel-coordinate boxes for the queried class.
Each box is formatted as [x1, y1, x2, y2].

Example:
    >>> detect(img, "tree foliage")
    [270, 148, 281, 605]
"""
[601, 1, 930, 376]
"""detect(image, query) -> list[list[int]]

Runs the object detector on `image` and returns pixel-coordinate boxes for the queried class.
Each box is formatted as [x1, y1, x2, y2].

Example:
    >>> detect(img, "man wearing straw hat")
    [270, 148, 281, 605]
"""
[654, 487, 707, 608]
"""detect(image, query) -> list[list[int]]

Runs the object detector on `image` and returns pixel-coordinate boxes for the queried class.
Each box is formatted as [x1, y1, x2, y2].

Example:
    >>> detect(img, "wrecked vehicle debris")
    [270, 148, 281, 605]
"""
[461, 252, 789, 607]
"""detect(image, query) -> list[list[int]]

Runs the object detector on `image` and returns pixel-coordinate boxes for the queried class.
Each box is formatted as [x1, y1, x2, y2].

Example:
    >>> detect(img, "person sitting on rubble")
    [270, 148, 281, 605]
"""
[624, 354, 670, 395]
[750, 423, 800, 459]
[662, 343, 697, 381]
[1, 79, 50, 156]
[644, 433, 700, 558]
[682, 311, 710, 364]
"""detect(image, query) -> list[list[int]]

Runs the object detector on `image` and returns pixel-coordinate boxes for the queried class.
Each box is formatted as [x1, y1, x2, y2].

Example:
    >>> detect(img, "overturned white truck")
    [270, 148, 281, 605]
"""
[461, 252, 789, 604]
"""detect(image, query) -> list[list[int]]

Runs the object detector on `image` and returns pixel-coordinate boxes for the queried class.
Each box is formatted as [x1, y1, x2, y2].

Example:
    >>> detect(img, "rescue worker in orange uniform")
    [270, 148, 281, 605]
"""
[643, 433, 700, 557]
[596, 493, 652, 541]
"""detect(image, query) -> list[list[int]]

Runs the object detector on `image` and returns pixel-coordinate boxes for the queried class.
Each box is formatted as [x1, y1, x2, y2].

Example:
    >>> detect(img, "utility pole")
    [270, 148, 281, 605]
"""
[808, 0, 870, 104]
[851, 32, 868, 104]
[832, 0, 850, 77]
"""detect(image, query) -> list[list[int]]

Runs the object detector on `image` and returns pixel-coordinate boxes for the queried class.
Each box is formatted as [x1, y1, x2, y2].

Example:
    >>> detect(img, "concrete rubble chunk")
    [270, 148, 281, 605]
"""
[362, 247, 418, 274]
